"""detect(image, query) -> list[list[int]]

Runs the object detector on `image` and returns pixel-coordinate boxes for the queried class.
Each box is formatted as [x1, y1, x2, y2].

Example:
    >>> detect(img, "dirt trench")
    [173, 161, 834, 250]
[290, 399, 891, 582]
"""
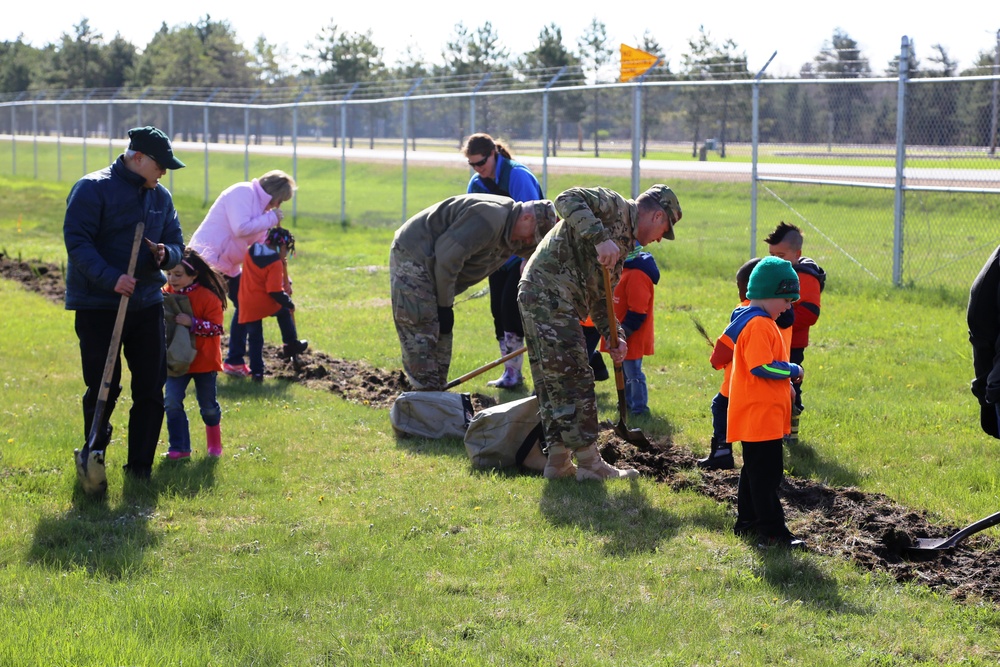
[6, 253, 1000, 605]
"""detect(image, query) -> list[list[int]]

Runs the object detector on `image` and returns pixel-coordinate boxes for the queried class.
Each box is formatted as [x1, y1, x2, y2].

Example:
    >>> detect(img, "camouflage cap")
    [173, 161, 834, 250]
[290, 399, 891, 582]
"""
[531, 200, 558, 241]
[644, 184, 681, 240]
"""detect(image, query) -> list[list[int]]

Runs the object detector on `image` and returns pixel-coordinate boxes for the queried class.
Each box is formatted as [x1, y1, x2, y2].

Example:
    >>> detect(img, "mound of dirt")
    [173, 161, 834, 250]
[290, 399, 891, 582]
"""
[4, 262, 1000, 604]
[0, 253, 65, 304]
[602, 430, 1000, 604]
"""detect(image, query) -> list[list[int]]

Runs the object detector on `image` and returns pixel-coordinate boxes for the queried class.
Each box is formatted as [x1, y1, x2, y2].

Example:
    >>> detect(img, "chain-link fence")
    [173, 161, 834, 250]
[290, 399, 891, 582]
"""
[1, 40, 998, 291]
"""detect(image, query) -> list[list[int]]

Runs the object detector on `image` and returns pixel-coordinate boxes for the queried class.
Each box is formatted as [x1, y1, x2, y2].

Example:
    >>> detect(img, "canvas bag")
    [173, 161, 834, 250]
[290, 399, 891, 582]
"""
[464, 395, 547, 471]
[163, 292, 197, 377]
[390, 391, 474, 439]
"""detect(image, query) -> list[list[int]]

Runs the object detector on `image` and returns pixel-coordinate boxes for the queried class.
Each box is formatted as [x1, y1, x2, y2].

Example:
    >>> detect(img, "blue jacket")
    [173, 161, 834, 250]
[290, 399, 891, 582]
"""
[467, 154, 543, 201]
[64, 156, 184, 311]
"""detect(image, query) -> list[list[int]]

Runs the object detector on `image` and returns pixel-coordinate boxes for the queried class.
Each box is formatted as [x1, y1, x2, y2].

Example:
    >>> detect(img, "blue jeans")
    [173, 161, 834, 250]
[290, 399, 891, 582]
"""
[245, 307, 299, 376]
[165, 372, 221, 453]
[622, 358, 648, 415]
[711, 392, 729, 443]
[225, 274, 248, 366]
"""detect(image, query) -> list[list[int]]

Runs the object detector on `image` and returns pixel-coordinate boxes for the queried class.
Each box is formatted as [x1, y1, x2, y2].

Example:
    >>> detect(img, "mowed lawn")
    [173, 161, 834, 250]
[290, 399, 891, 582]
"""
[1, 167, 1000, 665]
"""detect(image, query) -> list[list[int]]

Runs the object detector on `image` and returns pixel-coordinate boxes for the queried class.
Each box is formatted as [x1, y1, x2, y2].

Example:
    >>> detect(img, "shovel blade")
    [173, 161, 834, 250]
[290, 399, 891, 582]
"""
[75, 448, 108, 496]
[910, 537, 951, 551]
[614, 420, 651, 447]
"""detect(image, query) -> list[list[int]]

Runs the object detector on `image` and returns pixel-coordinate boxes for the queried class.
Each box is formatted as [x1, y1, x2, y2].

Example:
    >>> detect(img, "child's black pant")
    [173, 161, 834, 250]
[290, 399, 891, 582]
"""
[735, 438, 790, 540]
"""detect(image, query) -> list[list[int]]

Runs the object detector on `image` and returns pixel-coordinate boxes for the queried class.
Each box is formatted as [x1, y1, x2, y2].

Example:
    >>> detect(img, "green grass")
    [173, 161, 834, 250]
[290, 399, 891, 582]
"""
[3, 171, 1000, 664]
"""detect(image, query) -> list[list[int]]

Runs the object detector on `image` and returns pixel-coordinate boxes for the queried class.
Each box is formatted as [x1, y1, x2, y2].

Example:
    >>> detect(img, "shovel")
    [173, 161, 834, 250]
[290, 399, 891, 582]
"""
[75, 222, 145, 495]
[444, 347, 526, 389]
[601, 267, 652, 447]
[908, 510, 1000, 552]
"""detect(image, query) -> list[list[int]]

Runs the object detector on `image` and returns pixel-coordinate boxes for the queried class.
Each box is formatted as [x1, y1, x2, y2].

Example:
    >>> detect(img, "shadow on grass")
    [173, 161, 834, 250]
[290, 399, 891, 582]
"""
[753, 546, 862, 613]
[155, 455, 220, 499]
[218, 375, 294, 399]
[539, 478, 681, 557]
[26, 458, 215, 579]
[784, 437, 860, 487]
[392, 433, 469, 460]
[27, 474, 167, 579]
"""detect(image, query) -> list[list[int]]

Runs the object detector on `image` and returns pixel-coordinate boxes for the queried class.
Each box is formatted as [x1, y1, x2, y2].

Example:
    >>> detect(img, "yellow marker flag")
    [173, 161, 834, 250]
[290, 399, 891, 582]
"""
[620, 44, 660, 82]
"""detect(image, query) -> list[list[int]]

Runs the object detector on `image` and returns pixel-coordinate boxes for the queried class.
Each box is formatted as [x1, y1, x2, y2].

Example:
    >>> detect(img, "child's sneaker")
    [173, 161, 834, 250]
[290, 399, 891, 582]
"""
[223, 362, 251, 377]
[251, 374, 264, 383]
[164, 450, 191, 461]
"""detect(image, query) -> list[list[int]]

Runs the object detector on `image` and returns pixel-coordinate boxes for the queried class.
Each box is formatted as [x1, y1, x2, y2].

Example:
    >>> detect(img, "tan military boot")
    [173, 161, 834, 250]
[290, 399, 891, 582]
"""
[543, 444, 577, 479]
[575, 444, 639, 481]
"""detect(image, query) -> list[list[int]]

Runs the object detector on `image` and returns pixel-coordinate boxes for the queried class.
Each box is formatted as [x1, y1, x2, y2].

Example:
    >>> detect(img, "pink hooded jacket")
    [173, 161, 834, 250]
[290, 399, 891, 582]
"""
[188, 179, 280, 278]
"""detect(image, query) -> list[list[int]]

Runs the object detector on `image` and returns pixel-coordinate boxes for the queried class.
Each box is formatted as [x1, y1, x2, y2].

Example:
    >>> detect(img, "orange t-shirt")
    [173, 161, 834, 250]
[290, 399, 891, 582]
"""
[712, 300, 793, 398]
[600, 266, 655, 359]
[238, 245, 286, 324]
[727, 313, 792, 443]
[165, 284, 225, 374]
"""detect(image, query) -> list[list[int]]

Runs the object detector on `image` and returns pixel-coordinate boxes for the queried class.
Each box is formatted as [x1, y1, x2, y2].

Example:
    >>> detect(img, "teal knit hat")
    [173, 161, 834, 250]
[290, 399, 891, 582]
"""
[746, 256, 799, 301]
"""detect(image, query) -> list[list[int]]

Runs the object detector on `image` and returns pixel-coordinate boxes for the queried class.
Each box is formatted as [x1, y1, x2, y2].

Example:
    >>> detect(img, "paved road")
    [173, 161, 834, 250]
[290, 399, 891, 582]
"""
[6, 134, 999, 189]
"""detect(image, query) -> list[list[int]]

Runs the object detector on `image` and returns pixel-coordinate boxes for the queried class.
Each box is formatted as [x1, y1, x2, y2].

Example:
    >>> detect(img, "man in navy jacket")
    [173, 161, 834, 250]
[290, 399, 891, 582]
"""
[64, 126, 185, 489]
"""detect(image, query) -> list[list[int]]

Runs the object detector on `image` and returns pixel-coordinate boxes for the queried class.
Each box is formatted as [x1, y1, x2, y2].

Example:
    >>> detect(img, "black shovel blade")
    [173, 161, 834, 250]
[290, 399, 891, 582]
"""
[613, 419, 651, 447]
[908, 510, 1000, 552]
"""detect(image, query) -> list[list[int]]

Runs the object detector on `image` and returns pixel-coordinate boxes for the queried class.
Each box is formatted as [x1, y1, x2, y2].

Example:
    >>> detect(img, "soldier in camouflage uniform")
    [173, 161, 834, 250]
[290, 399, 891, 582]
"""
[518, 184, 681, 481]
[390, 193, 557, 390]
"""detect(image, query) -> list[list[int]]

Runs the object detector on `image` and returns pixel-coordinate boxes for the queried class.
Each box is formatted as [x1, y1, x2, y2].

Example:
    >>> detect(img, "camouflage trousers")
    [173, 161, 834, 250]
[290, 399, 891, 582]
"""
[517, 282, 599, 451]
[389, 245, 453, 390]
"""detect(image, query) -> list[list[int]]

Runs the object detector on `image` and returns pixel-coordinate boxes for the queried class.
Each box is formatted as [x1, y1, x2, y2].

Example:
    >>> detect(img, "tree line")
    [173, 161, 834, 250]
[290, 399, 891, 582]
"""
[2, 17, 998, 152]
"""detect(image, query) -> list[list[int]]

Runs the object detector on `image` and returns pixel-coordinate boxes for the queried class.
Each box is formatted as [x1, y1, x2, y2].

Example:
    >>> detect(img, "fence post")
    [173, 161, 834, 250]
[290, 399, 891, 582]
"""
[32, 96, 38, 180]
[402, 78, 423, 223]
[244, 91, 260, 182]
[167, 88, 182, 192]
[341, 83, 359, 227]
[291, 87, 310, 225]
[893, 36, 910, 287]
[630, 58, 661, 199]
[8, 103, 13, 175]
[542, 67, 567, 197]
[991, 29, 999, 156]
[750, 51, 776, 259]
[82, 90, 93, 175]
[204, 87, 220, 205]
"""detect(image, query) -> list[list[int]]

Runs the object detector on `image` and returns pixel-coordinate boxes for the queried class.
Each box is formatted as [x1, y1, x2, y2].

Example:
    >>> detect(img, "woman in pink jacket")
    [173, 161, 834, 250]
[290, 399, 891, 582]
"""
[188, 170, 296, 376]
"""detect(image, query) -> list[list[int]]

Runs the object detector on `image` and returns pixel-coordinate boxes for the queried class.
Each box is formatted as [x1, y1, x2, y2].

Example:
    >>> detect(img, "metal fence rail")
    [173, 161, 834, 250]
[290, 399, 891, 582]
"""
[2, 37, 998, 291]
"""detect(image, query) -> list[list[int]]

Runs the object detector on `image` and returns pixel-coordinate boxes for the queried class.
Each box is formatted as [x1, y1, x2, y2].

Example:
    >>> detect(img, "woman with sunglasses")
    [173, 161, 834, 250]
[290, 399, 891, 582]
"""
[461, 133, 544, 389]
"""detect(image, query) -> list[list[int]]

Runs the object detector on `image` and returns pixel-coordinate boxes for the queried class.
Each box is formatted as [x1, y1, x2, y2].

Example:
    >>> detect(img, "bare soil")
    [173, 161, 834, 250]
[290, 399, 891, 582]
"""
[5, 255, 1000, 605]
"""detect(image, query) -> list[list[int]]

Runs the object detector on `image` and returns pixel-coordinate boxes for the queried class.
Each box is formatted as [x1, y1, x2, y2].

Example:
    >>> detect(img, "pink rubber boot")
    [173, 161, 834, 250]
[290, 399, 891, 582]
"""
[206, 424, 222, 457]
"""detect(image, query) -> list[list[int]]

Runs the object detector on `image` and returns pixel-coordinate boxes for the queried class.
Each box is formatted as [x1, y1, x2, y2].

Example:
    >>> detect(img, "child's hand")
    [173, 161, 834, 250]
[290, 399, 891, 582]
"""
[174, 313, 193, 327]
[793, 367, 804, 383]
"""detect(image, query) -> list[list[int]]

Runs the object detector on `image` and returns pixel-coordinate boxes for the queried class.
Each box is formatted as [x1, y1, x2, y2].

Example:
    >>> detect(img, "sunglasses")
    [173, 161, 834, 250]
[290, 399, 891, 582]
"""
[468, 154, 490, 168]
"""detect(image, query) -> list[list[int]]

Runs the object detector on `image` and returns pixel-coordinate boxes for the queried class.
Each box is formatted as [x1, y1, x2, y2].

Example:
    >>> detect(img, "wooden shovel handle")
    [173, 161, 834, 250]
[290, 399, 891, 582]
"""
[444, 347, 526, 389]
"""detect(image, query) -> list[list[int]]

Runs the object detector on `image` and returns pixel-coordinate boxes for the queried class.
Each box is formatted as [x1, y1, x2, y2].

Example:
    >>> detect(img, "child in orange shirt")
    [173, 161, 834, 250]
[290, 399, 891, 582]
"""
[163, 249, 229, 459]
[699, 257, 794, 469]
[238, 227, 308, 382]
[765, 221, 826, 443]
[600, 246, 660, 415]
[727, 257, 804, 549]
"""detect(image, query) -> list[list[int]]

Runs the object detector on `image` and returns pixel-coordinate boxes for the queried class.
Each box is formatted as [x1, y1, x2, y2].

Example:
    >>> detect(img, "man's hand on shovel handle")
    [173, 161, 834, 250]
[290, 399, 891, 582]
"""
[595, 239, 620, 271]
[609, 336, 628, 364]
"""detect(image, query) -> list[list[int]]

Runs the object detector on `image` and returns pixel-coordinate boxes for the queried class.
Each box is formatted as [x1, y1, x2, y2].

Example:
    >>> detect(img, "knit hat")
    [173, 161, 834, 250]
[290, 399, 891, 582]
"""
[746, 256, 799, 301]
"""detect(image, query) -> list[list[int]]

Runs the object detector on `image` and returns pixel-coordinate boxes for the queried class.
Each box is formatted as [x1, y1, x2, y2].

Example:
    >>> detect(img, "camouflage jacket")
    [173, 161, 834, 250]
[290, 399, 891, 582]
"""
[392, 193, 552, 308]
[522, 187, 638, 342]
